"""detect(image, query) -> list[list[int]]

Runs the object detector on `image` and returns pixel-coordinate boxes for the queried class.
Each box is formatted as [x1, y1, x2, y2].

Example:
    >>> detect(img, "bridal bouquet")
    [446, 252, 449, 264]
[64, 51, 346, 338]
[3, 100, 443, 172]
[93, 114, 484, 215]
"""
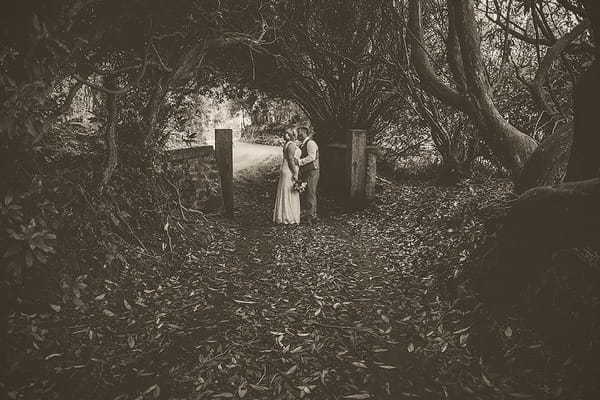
[293, 179, 307, 193]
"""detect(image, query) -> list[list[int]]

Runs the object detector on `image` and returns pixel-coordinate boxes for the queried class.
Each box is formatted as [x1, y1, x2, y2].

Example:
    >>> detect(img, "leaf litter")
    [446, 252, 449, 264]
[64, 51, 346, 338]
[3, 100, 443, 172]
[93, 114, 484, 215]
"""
[5, 160, 593, 399]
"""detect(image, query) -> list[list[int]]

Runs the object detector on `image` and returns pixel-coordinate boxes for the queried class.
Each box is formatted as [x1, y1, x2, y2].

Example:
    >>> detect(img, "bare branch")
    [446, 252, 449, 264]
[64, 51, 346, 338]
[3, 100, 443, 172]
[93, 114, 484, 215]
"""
[74, 43, 151, 95]
[407, 0, 470, 114]
[99, 76, 119, 190]
[491, 0, 514, 92]
[151, 40, 173, 72]
[531, 19, 590, 116]
[486, 15, 554, 46]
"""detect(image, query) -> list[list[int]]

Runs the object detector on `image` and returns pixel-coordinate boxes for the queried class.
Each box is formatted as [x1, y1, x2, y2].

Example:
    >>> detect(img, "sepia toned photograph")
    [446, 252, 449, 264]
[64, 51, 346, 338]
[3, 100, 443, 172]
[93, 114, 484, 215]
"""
[1, 0, 599, 399]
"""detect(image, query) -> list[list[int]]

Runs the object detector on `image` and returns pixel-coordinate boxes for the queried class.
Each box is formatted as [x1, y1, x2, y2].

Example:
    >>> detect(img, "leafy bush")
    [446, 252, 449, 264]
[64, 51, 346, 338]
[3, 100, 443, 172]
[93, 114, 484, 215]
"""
[1, 192, 58, 283]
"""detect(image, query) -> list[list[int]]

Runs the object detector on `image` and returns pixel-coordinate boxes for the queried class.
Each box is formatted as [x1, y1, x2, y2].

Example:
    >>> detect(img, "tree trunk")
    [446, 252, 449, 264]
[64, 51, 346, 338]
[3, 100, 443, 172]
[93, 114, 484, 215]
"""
[142, 76, 168, 150]
[504, 14, 592, 192]
[515, 122, 573, 193]
[493, 0, 600, 287]
[408, 0, 538, 179]
[452, 0, 538, 176]
[143, 42, 207, 149]
[99, 76, 118, 189]
[565, 26, 600, 180]
[408, 0, 471, 114]
[500, 178, 600, 266]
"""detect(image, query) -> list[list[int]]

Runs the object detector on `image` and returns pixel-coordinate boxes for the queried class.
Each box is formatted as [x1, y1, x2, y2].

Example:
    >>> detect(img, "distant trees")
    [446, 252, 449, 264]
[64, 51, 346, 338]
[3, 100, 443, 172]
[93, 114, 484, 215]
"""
[226, 89, 301, 126]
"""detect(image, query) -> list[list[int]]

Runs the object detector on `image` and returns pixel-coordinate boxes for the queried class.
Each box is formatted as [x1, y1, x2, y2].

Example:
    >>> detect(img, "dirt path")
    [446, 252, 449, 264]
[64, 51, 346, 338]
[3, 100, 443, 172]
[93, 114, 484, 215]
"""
[8, 154, 587, 399]
[168, 157, 563, 399]
[131, 159, 579, 399]
[233, 142, 281, 174]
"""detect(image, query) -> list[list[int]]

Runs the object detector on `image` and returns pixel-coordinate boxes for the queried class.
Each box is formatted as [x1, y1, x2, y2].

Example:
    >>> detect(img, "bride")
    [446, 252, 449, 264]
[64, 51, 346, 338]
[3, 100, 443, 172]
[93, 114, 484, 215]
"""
[273, 130, 301, 224]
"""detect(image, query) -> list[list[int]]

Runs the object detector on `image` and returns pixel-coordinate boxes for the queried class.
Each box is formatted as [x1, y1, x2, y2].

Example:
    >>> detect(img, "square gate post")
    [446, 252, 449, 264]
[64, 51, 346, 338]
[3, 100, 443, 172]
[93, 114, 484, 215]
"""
[346, 129, 367, 207]
[215, 129, 233, 218]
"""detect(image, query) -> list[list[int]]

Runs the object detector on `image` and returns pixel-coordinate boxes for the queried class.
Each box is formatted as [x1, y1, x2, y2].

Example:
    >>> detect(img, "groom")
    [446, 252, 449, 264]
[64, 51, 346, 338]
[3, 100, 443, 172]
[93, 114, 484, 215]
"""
[296, 127, 320, 223]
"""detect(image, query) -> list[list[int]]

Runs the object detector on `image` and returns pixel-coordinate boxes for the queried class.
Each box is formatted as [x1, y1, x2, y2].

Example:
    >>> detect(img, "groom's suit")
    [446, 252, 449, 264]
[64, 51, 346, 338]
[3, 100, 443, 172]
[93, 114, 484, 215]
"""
[299, 137, 320, 219]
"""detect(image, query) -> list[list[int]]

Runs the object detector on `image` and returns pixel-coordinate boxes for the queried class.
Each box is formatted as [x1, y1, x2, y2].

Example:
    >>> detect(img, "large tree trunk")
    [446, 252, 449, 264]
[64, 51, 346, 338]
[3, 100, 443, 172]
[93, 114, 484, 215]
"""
[499, 178, 600, 272]
[515, 122, 573, 193]
[564, 63, 600, 181]
[408, 0, 538, 179]
[486, 177, 600, 302]
[512, 16, 591, 193]
[451, 0, 538, 176]
[407, 0, 470, 114]
[493, 0, 600, 286]
[565, 0, 600, 181]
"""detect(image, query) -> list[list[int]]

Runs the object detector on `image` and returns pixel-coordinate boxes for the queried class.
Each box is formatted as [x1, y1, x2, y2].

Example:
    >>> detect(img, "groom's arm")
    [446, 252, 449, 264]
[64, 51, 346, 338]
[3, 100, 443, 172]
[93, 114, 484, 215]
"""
[298, 140, 318, 166]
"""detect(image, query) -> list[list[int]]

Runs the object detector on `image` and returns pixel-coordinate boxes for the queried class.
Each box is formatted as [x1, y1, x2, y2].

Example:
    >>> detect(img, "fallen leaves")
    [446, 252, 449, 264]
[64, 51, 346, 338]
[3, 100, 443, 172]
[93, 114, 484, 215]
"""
[102, 309, 116, 317]
[6, 161, 587, 400]
[352, 361, 368, 369]
[143, 384, 160, 398]
[342, 393, 372, 399]
[44, 353, 63, 361]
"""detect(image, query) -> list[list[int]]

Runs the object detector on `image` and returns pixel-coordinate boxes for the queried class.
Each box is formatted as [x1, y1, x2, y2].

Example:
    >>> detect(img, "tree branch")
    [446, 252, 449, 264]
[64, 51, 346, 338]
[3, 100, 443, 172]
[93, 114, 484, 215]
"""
[453, 0, 538, 175]
[486, 15, 554, 46]
[74, 44, 151, 95]
[99, 76, 119, 190]
[531, 19, 590, 117]
[407, 0, 470, 114]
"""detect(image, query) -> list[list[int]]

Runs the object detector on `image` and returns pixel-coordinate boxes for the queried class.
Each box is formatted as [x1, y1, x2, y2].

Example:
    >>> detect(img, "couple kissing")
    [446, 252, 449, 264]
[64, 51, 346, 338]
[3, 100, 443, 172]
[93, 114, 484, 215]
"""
[272, 127, 319, 225]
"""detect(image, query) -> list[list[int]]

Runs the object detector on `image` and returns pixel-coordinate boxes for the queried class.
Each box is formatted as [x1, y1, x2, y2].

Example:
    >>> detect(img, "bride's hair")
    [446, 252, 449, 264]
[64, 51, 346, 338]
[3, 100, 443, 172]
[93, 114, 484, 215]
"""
[284, 131, 297, 142]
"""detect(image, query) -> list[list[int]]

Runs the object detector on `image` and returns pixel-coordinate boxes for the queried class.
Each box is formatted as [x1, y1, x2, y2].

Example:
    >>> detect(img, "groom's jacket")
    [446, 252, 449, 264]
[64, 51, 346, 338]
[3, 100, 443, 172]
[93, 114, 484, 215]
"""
[299, 138, 319, 173]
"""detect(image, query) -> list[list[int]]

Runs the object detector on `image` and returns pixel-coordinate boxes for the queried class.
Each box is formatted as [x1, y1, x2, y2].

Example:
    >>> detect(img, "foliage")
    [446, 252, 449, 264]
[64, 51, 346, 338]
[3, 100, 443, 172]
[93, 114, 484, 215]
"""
[0, 0, 282, 303]
[1, 191, 58, 283]
[222, 0, 401, 142]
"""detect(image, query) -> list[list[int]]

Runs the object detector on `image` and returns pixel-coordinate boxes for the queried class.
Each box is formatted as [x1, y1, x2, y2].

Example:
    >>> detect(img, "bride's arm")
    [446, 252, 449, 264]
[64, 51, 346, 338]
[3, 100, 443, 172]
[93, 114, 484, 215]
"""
[286, 144, 299, 180]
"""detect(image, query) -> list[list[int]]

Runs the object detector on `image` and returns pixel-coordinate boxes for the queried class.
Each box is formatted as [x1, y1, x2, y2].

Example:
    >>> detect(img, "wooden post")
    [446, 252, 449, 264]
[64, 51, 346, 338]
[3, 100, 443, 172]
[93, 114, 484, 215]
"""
[215, 129, 233, 218]
[366, 148, 378, 201]
[346, 129, 367, 207]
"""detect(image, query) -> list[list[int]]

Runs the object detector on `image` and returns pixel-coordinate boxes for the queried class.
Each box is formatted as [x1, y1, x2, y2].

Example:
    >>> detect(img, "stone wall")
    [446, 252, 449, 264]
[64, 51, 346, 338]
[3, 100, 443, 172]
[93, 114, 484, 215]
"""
[320, 143, 378, 202]
[167, 146, 223, 212]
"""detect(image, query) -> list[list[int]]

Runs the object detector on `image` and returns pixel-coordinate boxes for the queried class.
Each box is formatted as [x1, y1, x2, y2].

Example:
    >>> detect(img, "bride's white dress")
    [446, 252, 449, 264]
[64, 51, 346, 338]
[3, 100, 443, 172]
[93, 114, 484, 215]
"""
[273, 142, 301, 224]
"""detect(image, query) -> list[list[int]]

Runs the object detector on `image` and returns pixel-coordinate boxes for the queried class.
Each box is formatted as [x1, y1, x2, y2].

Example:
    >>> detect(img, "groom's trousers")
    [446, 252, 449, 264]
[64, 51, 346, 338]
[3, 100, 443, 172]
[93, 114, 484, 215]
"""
[302, 169, 320, 219]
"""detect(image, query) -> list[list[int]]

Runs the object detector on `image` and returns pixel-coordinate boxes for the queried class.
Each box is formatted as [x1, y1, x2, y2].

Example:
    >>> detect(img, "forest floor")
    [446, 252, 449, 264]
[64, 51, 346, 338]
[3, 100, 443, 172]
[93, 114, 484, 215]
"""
[5, 153, 596, 399]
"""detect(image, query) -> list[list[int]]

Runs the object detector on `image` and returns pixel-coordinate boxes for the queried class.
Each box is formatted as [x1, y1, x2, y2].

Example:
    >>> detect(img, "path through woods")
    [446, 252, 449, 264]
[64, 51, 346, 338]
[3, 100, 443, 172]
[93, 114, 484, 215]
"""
[7, 151, 590, 399]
